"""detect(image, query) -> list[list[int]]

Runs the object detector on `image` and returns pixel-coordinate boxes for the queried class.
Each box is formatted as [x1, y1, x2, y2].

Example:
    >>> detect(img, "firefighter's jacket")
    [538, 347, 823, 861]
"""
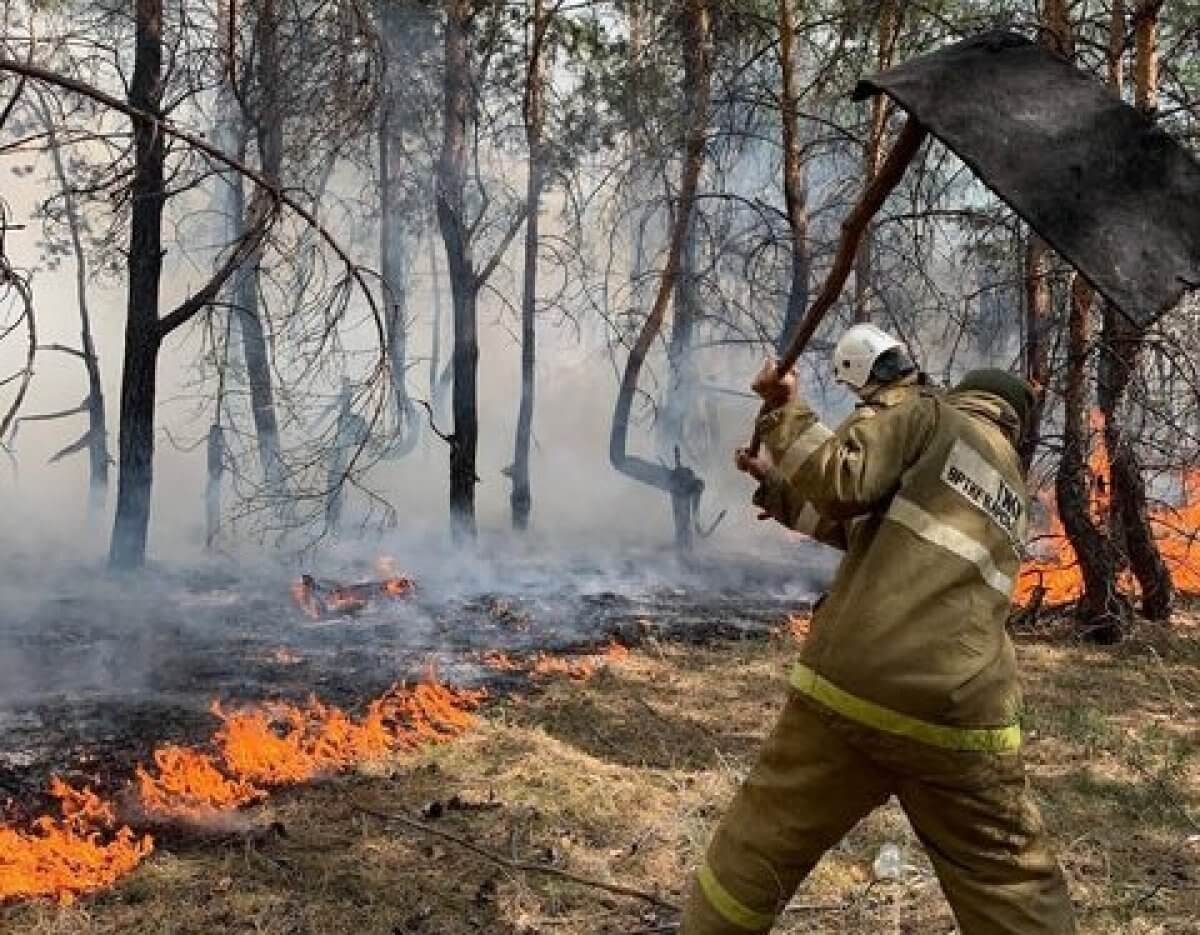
[753, 384, 1028, 752]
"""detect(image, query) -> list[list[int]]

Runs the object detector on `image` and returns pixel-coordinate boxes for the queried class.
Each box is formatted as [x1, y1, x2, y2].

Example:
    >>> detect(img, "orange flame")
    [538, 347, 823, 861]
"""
[3, 676, 483, 904]
[531, 653, 596, 680]
[290, 576, 325, 620]
[136, 678, 484, 820]
[290, 566, 415, 620]
[482, 641, 630, 680]
[777, 613, 810, 642]
[135, 745, 265, 816]
[1014, 413, 1200, 606]
[0, 779, 153, 905]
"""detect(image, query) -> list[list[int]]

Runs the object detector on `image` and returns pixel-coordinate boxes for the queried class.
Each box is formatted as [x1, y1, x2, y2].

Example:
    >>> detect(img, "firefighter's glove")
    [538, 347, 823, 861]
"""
[751, 356, 797, 411]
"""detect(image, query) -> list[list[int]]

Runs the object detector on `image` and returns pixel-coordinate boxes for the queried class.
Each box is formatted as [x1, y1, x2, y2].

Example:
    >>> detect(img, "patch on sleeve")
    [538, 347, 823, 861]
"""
[941, 440, 1027, 544]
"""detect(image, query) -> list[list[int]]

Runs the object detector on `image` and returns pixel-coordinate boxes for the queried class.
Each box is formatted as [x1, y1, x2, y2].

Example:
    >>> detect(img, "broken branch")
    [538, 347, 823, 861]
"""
[352, 801, 678, 912]
[749, 115, 927, 455]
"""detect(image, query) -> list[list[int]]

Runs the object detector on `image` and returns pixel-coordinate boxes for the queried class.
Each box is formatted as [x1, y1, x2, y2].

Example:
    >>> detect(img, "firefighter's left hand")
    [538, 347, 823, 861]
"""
[734, 446, 770, 481]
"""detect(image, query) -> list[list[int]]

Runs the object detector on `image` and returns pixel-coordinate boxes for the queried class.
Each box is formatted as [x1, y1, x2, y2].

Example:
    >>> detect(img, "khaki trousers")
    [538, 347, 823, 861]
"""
[679, 694, 1075, 934]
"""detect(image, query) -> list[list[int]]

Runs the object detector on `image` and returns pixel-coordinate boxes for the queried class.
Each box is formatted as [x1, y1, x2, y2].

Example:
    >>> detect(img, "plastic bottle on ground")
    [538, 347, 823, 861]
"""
[872, 842, 904, 881]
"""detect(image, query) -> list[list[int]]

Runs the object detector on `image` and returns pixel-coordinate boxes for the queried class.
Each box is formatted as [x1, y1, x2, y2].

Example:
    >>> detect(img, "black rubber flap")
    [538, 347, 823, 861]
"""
[853, 30, 1200, 326]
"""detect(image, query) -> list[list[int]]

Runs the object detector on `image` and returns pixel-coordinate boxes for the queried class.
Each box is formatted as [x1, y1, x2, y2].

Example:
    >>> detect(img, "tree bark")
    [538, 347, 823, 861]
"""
[206, 422, 224, 549]
[428, 231, 447, 418]
[379, 0, 420, 457]
[1019, 3, 1072, 471]
[1057, 276, 1129, 642]
[660, 217, 698, 463]
[776, 0, 811, 353]
[109, 0, 165, 569]
[609, 0, 711, 549]
[438, 0, 478, 542]
[36, 91, 109, 524]
[239, 0, 284, 494]
[325, 382, 367, 534]
[852, 0, 901, 323]
[1099, 0, 1173, 621]
[511, 0, 548, 531]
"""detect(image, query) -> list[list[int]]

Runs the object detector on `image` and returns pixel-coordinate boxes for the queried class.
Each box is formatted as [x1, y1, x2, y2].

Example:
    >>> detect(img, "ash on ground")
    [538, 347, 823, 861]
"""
[0, 542, 831, 804]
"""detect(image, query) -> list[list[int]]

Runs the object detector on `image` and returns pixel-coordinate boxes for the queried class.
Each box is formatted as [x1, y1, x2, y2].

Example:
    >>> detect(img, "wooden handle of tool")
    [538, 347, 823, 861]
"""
[747, 115, 927, 455]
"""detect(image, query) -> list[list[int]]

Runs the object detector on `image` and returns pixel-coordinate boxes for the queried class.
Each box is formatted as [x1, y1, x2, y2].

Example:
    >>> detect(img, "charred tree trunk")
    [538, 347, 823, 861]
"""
[109, 0, 165, 569]
[379, 1, 420, 457]
[1058, 277, 1130, 642]
[428, 231, 446, 419]
[438, 0, 478, 541]
[511, 0, 548, 532]
[776, 0, 811, 352]
[1097, 0, 1173, 621]
[1101, 304, 1173, 619]
[609, 0, 711, 551]
[852, 0, 901, 324]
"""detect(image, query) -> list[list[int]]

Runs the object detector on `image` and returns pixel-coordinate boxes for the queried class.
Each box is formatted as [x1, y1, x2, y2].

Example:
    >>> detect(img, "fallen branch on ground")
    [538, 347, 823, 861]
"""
[352, 800, 678, 911]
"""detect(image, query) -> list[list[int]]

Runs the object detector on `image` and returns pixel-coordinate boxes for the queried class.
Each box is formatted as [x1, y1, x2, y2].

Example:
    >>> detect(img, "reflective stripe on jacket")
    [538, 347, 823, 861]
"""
[756, 386, 1029, 744]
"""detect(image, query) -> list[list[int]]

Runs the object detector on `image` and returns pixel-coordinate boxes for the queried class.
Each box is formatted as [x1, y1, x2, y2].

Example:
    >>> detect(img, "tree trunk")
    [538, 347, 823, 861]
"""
[37, 92, 108, 524]
[852, 0, 901, 323]
[609, 0, 711, 550]
[379, 1, 420, 457]
[1019, 3, 1072, 471]
[660, 216, 697, 463]
[109, 0, 165, 569]
[432, 224, 451, 417]
[1101, 304, 1173, 619]
[1099, 0, 1173, 621]
[1019, 234, 1052, 471]
[776, 0, 811, 353]
[325, 382, 366, 534]
[238, 0, 284, 494]
[206, 422, 224, 549]
[438, 0, 478, 542]
[1057, 276, 1129, 641]
[511, 0, 547, 531]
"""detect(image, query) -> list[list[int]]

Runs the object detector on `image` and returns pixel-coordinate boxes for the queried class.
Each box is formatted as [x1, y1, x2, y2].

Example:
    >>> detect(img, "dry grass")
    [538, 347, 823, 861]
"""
[2, 623, 1198, 934]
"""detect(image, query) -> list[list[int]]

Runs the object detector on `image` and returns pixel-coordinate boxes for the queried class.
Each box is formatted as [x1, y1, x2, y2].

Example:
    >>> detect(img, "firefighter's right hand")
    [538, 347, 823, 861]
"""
[751, 357, 797, 409]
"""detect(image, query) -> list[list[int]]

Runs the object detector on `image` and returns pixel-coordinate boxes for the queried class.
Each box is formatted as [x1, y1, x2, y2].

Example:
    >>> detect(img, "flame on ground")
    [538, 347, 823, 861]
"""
[1014, 414, 1200, 607]
[774, 613, 810, 642]
[138, 678, 484, 820]
[135, 745, 266, 815]
[3, 677, 483, 904]
[481, 641, 630, 681]
[0, 779, 153, 905]
[291, 567, 415, 620]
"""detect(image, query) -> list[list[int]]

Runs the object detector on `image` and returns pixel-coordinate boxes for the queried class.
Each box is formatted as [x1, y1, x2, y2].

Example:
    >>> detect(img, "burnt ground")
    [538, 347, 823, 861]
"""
[0, 546, 829, 813]
[1, 608, 1197, 934]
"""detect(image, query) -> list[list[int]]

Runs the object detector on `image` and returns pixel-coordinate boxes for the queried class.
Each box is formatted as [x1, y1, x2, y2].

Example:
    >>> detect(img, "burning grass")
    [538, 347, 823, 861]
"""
[3, 622, 1196, 933]
[1, 677, 483, 905]
[481, 641, 631, 682]
[0, 780, 153, 905]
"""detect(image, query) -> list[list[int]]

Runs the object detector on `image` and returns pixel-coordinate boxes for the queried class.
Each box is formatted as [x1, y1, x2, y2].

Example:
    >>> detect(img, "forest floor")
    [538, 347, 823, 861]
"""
[3, 611, 1199, 934]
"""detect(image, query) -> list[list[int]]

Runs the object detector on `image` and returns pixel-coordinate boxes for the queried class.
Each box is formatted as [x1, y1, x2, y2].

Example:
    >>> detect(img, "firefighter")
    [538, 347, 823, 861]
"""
[678, 351, 1076, 935]
[750, 323, 924, 537]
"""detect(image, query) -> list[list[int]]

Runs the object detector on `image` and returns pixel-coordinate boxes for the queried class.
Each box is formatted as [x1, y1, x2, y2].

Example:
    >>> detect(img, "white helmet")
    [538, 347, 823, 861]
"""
[832, 323, 904, 391]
